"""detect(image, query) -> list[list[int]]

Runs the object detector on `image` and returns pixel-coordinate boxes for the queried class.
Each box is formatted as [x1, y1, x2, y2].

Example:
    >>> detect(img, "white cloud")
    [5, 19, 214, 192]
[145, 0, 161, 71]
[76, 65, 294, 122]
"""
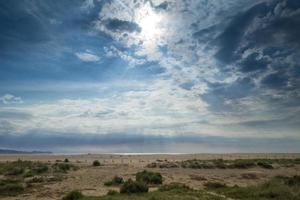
[75, 51, 100, 62]
[0, 94, 23, 104]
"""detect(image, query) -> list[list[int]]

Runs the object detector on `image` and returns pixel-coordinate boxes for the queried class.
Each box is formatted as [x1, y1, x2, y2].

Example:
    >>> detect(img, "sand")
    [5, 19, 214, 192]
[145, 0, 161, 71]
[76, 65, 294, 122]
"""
[0, 153, 300, 200]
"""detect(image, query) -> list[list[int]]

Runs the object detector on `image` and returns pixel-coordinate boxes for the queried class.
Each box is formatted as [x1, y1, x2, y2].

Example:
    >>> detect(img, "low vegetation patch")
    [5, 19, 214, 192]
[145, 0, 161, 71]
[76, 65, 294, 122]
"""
[52, 163, 78, 173]
[120, 179, 149, 194]
[204, 181, 227, 189]
[63, 183, 225, 200]
[93, 160, 101, 166]
[62, 190, 83, 200]
[147, 158, 300, 170]
[158, 182, 192, 193]
[206, 176, 300, 200]
[104, 176, 124, 186]
[136, 170, 163, 185]
[0, 160, 49, 177]
[0, 179, 24, 196]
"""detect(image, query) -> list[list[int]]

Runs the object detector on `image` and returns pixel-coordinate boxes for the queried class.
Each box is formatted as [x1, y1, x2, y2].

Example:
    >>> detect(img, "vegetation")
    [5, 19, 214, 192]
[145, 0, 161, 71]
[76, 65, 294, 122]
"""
[0, 179, 24, 196]
[107, 190, 118, 195]
[63, 183, 225, 200]
[64, 158, 70, 163]
[93, 160, 101, 166]
[136, 170, 163, 185]
[104, 176, 124, 186]
[60, 174, 300, 200]
[120, 179, 149, 194]
[0, 160, 48, 176]
[158, 182, 192, 192]
[257, 161, 274, 169]
[62, 190, 83, 200]
[0, 160, 74, 197]
[52, 163, 78, 173]
[204, 182, 227, 189]
[206, 176, 300, 200]
[147, 158, 300, 169]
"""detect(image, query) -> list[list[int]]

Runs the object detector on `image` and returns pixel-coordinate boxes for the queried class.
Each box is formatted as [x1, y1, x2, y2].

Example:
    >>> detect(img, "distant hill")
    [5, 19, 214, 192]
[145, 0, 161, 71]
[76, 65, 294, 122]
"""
[0, 149, 52, 154]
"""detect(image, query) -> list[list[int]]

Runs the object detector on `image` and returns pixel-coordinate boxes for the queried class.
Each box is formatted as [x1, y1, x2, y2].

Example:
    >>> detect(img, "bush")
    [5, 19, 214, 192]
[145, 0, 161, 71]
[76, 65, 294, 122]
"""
[23, 170, 33, 177]
[32, 163, 49, 174]
[52, 163, 77, 173]
[257, 162, 273, 169]
[284, 175, 300, 186]
[204, 181, 227, 189]
[120, 179, 148, 194]
[93, 160, 101, 166]
[230, 160, 256, 169]
[159, 183, 191, 192]
[107, 190, 118, 195]
[62, 190, 83, 200]
[5, 167, 24, 176]
[104, 176, 124, 186]
[64, 158, 69, 163]
[0, 180, 24, 196]
[136, 170, 163, 185]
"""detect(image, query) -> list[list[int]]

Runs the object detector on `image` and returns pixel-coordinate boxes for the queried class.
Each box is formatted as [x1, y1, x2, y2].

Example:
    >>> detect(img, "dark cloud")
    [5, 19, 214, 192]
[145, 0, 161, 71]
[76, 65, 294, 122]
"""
[239, 52, 269, 72]
[103, 18, 141, 33]
[192, 25, 219, 44]
[261, 72, 288, 89]
[202, 0, 300, 112]
[214, 2, 268, 64]
[202, 77, 255, 111]
[155, 1, 168, 10]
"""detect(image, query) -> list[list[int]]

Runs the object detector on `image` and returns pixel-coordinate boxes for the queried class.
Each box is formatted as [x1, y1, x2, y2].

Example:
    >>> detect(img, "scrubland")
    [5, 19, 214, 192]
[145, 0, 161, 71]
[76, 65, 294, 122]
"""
[0, 154, 299, 200]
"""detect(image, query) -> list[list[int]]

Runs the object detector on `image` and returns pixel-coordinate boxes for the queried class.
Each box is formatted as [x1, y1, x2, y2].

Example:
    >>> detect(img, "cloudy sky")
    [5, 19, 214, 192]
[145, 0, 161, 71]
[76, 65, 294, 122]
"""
[0, 0, 299, 153]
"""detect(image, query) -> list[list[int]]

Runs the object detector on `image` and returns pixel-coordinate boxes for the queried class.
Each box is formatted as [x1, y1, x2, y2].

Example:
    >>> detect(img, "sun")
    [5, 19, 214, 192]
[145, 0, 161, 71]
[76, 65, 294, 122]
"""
[135, 3, 163, 42]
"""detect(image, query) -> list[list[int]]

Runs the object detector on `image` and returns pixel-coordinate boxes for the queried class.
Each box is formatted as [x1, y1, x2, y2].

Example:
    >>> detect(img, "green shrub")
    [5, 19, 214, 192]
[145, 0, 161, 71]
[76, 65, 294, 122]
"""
[0, 180, 24, 196]
[5, 167, 24, 176]
[120, 179, 148, 194]
[204, 181, 227, 189]
[52, 163, 77, 173]
[284, 175, 300, 186]
[104, 176, 124, 186]
[107, 190, 118, 195]
[64, 158, 69, 163]
[213, 159, 227, 169]
[257, 162, 273, 169]
[62, 190, 83, 200]
[159, 183, 191, 193]
[230, 160, 256, 169]
[136, 170, 163, 185]
[23, 170, 33, 177]
[32, 163, 49, 174]
[93, 160, 101, 166]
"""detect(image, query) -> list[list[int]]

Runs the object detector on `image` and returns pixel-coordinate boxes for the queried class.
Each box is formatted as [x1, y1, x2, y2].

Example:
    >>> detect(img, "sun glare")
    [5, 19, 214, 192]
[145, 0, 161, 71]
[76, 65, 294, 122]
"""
[135, 3, 163, 42]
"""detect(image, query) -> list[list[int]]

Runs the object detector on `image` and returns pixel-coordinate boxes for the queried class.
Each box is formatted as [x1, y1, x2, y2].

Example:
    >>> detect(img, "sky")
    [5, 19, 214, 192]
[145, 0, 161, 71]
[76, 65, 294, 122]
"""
[0, 0, 300, 153]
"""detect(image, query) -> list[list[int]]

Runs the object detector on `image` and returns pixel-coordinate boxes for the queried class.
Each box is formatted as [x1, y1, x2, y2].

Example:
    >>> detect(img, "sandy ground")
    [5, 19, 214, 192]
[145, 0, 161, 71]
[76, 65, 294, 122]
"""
[1, 153, 300, 200]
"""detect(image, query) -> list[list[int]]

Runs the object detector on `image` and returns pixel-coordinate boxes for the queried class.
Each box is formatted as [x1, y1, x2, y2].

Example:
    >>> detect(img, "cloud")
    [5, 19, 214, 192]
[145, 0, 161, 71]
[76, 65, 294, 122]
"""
[1, 0, 300, 153]
[0, 94, 23, 104]
[238, 52, 269, 72]
[103, 18, 141, 33]
[75, 51, 100, 62]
